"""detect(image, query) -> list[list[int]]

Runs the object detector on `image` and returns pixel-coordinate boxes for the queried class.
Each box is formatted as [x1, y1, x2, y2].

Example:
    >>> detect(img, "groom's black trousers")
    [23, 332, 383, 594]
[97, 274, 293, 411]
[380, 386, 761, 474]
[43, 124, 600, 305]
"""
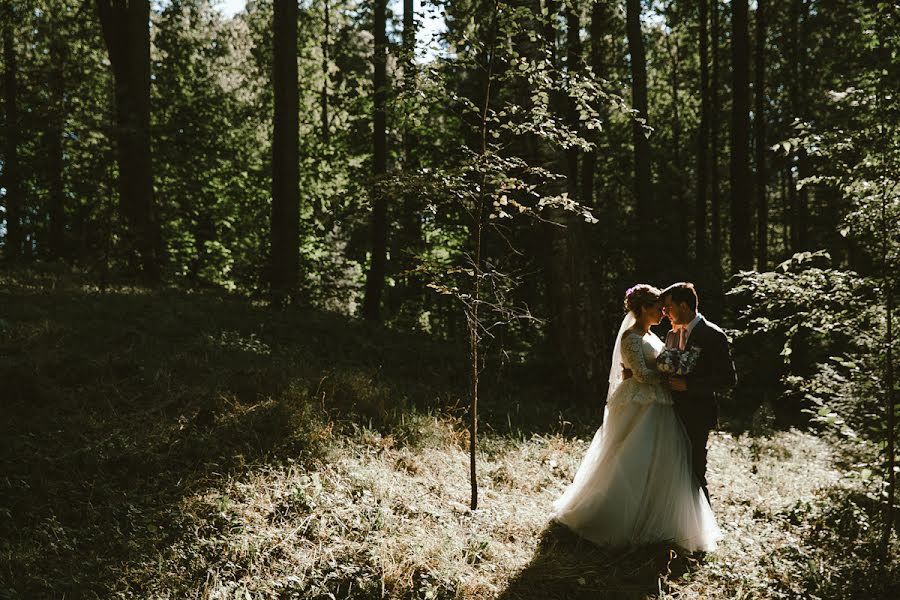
[684, 423, 711, 503]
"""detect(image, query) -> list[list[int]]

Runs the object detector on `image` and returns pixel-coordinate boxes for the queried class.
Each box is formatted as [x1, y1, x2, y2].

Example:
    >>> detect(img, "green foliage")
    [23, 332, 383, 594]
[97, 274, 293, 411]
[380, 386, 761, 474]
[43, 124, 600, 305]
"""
[777, 488, 900, 599]
[729, 251, 888, 438]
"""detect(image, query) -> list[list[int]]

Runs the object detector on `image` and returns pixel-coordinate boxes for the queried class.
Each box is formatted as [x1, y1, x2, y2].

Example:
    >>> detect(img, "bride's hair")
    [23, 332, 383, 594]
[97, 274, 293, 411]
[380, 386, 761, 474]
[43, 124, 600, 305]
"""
[624, 284, 661, 315]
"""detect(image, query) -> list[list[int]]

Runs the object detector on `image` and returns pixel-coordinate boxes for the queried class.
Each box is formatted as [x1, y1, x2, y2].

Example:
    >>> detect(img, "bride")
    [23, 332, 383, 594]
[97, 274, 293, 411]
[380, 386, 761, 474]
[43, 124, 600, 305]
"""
[552, 284, 720, 552]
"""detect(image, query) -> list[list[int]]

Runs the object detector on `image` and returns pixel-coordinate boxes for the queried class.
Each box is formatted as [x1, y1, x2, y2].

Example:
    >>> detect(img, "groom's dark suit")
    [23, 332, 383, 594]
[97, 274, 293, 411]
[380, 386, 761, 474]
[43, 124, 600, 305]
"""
[666, 316, 737, 502]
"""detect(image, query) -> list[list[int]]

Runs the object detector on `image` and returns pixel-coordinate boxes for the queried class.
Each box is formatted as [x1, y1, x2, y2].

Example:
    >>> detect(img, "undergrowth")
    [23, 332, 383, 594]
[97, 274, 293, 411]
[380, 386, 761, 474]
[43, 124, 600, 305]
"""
[1, 268, 897, 599]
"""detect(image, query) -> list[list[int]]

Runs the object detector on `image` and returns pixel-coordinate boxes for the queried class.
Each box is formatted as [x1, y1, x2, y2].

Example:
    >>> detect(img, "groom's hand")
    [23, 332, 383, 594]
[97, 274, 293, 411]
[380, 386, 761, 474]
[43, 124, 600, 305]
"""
[621, 364, 633, 380]
[668, 376, 687, 392]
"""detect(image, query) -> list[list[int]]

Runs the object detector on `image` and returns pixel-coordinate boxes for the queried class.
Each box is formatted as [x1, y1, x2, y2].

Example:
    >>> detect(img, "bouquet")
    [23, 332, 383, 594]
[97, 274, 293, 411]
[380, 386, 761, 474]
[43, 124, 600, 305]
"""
[656, 346, 701, 376]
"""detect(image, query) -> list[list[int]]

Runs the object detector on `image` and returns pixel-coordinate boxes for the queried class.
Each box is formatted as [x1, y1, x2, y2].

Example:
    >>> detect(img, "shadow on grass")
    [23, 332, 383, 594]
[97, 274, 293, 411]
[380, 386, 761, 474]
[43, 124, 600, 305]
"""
[497, 523, 695, 600]
[0, 276, 471, 597]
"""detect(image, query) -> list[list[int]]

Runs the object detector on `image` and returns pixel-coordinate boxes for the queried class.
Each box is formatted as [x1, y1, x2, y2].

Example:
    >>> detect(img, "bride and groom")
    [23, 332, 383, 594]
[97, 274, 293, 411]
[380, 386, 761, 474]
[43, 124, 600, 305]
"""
[552, 282, 737, 552]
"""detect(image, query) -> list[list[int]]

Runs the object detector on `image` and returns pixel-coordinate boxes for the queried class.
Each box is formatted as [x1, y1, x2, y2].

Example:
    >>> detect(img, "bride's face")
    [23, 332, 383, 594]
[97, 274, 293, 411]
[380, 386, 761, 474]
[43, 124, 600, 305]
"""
[643, 301, 664, 325]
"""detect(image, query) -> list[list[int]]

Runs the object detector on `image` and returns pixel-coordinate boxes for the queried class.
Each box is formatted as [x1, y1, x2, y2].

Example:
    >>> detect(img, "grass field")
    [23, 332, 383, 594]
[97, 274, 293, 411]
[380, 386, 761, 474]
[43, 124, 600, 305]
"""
[1, 269, 897, 599]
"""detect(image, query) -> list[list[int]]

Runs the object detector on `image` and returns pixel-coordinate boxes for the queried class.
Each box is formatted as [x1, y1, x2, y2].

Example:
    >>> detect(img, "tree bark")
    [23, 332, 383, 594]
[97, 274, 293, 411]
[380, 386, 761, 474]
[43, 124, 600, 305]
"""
[565, 5, 580, 202]
[789, 0, 809, 252]
[2, 3, 22, 261]
[96, 0, 160, 281]
[625, 0, 653, 277]
[48, 30, 66, 259]
[754, 0, 767, 270]
[362, 0, 389, 320]
[729, 0, 752, 271]
[696, 0, 709, 266]
[665, 14, 687, 262]
[270, 0, 300, 299]
[710, 0, 721, 263]
[580, 0, 603, 210]
[395, 0, 422, 314]
[320, 0, 330, 143]
[796, 0, 810, 251]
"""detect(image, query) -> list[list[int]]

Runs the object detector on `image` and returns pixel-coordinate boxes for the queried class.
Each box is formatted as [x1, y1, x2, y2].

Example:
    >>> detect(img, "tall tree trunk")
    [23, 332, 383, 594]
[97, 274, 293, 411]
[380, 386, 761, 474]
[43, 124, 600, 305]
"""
[362, 0, 389, 321]
[665, 16, 687, 262]
[2, 3, 22, 261]
[625, 0, 653, 278]
[581, 5, 597, 209]
[696, 0, 709, 266]
[787, 163, 799, 250]
[877, 34, 896, 554]
[395, 0, 422, 315]
[789, 0, 809, 252]
[270, 0, 300, 299]
[754, 0, 768, 270]
[729, 0, 752, 271]
[710, 0, 721, 263]
[48, 32, 66, 259]
[320, 0, 329, 143]
[96, 0, 160, 281]
[581, 0, 613, 211]
[403, 0, 415, 72]
[565, 3, 580, 203]
[796, 0, 810, 250]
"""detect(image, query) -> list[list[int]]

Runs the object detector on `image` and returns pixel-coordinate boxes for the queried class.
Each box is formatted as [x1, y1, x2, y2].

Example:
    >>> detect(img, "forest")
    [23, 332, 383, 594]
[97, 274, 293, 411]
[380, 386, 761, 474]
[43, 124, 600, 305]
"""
[1, 0, 898, 598]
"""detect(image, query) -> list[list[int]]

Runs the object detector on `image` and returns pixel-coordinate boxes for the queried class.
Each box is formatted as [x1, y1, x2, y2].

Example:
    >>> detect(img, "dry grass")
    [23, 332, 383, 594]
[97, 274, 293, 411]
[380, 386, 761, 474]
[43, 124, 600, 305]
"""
[111, 423, 882, 599]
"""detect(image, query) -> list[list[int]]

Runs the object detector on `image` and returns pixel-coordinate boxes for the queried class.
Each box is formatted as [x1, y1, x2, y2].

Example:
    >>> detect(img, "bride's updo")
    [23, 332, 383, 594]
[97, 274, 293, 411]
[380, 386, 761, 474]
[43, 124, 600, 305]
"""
[624, 284, 661, 315]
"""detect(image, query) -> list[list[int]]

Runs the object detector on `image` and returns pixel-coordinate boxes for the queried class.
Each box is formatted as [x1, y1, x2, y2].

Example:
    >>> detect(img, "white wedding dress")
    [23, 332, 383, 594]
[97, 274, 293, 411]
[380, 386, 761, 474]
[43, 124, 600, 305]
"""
[551, 316, 721, 552]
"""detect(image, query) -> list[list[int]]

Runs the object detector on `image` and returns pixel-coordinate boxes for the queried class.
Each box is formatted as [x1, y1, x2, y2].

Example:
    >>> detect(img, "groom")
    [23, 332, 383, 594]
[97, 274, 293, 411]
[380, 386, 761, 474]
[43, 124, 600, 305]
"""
[660, 282, 737, 502]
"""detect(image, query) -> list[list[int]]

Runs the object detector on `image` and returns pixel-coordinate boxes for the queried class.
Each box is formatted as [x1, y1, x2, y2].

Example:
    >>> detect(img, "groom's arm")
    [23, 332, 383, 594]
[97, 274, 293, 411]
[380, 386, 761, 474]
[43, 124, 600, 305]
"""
[684, 328, 736, 394]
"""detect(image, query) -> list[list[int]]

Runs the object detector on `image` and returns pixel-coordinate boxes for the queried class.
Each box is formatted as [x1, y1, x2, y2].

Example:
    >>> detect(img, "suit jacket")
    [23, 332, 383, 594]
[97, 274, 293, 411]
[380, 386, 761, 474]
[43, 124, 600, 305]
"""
[668, 317, 737, 432]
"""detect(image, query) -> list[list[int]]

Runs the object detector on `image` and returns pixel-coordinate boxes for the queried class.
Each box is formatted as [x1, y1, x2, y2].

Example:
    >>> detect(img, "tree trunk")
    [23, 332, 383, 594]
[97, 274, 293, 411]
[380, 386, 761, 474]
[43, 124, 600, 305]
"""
[320, 0, 330, 143]
[754, 0, 767, 270]
[96, 0, 160, 281]
[362, 0, 389, 321]
[710, 0, 721, 263]
[796, 0, 810, 251]
[271, 0, 300, 299]
[877, 37, 896, 554]
[729, 0, 752, 271]
[2, 3, 22, 261]
[665, 16, 687, 263]
[788, 163, 799, 251]
[48, 32, 66, 259]
[581, 0, 612, 211]
[395, 0, 423, 315]
[468, 6, 502, 510]
[625, 0, 653, 278]
[789, 0, 809, 252]
[565, 5, 580, 206]
[696, 0, 709, 266]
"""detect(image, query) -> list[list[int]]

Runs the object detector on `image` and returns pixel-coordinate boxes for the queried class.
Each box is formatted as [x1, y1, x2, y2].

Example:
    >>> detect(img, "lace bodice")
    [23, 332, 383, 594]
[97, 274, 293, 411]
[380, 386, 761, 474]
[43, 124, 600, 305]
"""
[620, 331, 665, 384]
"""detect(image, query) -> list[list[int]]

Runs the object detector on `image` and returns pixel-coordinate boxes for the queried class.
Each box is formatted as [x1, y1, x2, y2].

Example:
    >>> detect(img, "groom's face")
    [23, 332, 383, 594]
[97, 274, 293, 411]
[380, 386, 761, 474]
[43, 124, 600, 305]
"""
[662, 296, 690, 325]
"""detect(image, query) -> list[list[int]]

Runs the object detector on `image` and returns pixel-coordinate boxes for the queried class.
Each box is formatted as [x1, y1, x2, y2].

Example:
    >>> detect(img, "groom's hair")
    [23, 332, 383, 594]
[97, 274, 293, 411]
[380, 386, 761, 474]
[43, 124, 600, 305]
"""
[662, 282, 698, 312]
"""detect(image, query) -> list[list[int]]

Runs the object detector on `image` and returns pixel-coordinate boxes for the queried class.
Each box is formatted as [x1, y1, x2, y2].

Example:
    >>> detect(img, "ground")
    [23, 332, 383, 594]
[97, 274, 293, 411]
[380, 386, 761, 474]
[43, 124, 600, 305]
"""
[1, 270, 896, 598]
